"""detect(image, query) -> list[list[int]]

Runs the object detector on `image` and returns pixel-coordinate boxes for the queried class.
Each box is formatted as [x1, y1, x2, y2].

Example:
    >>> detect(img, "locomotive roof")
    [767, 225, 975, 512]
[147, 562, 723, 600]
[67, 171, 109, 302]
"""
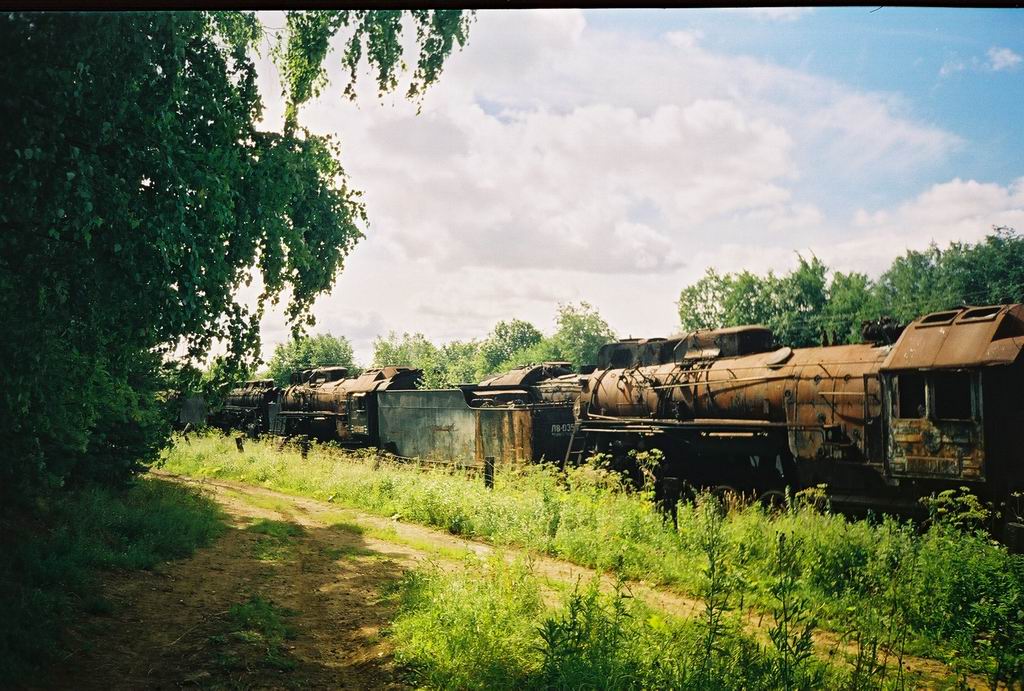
[328, 366, 422, 393]
[598, 326, 774, 369]
[880, 303, 1024, 371]
[477, 362, 574, 388]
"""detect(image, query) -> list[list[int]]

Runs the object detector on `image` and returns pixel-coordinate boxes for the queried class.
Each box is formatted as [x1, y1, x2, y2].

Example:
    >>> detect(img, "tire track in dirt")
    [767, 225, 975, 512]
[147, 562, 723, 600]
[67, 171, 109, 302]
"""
[155, 471, 977, 689]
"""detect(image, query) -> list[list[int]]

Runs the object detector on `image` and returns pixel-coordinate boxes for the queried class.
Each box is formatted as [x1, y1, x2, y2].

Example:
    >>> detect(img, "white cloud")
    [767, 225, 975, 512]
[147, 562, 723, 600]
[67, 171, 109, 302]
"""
[941, 47, 1022, 77]
[988, 46, 1022, 71]
[238, 10, 1005, 365]
[939, 59, 966, 77]
[833, 177, 1024, 274]
[665, 30, 703, 50]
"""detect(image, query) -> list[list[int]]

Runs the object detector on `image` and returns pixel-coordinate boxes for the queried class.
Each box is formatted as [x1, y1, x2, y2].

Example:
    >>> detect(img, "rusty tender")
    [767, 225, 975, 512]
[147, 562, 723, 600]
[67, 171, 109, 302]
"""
[377, 362, 577, 467]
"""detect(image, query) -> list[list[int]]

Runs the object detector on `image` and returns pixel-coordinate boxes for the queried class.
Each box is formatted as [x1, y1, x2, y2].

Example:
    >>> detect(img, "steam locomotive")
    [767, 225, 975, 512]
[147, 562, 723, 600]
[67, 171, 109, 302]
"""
[570, 303, 1024, 540]
[207, 303, 1024, 539]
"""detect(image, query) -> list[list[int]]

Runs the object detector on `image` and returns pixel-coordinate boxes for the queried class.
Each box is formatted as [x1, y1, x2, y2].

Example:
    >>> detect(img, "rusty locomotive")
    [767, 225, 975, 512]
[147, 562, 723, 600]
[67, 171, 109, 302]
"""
[212, 361, 580, 467]
[209, 378, 280, 434]
[569, 304, 1024, 538]
[273, 366, 422, 443]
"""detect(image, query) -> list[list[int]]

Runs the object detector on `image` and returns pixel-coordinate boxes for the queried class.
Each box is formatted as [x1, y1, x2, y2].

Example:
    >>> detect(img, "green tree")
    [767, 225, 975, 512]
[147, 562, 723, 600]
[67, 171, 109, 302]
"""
[495, 338, 566, 373]
[677, 229, 1023, 349]
[266, 334, 358, 386]
[499, 302, 616, 371]
[373, 332, 439, 369]
[769, 255, 829, 347]
[822, 271, 881, 345]
[371, 332, 479, 388]
[475, 319, 543, 378]
[551, 302, 617, 367]
[874, 244, 951, 323]
[678, 257, 833, 347]
[875, 228, 1024, 322]
[678, 268, 730, 331]
[721, 270, 780, 329]
[938, 227, 1024, 308]
[0, 11, 471, 496]
[440, 340, 483, 386]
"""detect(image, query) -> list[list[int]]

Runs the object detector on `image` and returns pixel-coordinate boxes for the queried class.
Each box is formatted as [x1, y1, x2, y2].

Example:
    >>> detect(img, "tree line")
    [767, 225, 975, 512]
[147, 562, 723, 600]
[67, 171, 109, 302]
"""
[262, 302, 616, 388]
[677, 227, 1024, 347]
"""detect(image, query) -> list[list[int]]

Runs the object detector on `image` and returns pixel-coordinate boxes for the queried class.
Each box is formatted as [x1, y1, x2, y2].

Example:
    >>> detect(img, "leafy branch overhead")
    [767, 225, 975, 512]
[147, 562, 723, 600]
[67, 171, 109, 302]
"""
[276, 10, 473, 126]
[0, 10, 472, 496]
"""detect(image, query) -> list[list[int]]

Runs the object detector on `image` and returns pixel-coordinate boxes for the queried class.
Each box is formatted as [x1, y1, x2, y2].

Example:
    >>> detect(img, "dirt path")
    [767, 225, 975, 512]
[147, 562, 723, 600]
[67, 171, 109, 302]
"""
[50, 472, 972, 689]
[50, 478, 416, 690]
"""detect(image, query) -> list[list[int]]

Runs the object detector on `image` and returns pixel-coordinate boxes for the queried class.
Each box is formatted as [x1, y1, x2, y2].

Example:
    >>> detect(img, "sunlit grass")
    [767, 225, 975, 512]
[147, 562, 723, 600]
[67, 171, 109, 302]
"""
[162, 432, 1024, 685]
[387, 554, 844, 690]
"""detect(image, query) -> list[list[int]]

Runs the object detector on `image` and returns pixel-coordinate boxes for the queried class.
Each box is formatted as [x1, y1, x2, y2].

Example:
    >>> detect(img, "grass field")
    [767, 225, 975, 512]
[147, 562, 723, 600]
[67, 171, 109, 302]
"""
[388, 553, 847, 690]
[162, 433, 1024, 687]
[0, 478, 225, 682]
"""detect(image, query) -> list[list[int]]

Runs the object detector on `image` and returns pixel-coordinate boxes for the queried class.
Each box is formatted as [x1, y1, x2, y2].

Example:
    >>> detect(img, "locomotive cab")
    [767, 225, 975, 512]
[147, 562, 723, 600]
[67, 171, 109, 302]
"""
[882, 369, 984, 481]
[879, 304, 1024, 500]
[348, 392, 370, 436]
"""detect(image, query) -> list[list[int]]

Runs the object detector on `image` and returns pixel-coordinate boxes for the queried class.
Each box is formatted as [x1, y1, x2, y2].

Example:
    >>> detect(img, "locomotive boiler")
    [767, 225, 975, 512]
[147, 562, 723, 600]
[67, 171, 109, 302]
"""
[210, 378, 281, 434]
[570, 304, 1024, 525]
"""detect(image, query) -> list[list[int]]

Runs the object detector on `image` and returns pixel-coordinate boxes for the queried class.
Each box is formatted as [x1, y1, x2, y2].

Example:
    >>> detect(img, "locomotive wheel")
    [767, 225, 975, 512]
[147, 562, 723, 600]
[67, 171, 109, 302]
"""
[757, 489, 787, 513]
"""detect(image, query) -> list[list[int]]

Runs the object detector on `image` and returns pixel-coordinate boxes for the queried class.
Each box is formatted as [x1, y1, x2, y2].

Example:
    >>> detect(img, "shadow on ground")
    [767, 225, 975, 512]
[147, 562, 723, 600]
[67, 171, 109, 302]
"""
[47, 481, 411, 690]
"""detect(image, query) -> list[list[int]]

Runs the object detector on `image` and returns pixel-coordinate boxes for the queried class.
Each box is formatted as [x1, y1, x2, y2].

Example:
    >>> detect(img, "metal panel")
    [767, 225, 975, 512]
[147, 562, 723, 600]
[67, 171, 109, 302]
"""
[881, 304, 1024, 371]
[377, 390, 478, 464]
[377, 390, 552, 467]
[530, 405, 576, 462]
[178, 396, 208, 427]
[474, 406, 533, 466]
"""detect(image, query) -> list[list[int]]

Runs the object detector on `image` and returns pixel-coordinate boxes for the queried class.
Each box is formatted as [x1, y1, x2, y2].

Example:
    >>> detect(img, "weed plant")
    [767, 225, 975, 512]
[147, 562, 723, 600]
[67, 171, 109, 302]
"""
[211, 595, 298, 673]
[0, 478, 224, 682]
[247, 518, 304, 561]
[164, 433, 1024, 684]
[388, 555, 542, 689]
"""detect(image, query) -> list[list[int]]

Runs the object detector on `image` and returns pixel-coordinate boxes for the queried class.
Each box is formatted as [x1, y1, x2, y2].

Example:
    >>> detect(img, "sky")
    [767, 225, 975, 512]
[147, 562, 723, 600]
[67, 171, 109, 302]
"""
[243, 8, 1024, 366]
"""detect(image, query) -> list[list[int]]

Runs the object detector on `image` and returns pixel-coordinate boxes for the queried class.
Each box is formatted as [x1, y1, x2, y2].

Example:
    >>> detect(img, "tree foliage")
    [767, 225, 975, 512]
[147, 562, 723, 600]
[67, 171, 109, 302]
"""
[548, 302, 618, 368]
[371, 332, 480, 389]
[265, 334, 358, 386]
[276, 10, 472, 121]
[0, 11, 471, 497]
[475, 319, 544, 379]
[498, 302, 617, 372]
[677, 228, 1024, 347]
[369, 303, 616, 388]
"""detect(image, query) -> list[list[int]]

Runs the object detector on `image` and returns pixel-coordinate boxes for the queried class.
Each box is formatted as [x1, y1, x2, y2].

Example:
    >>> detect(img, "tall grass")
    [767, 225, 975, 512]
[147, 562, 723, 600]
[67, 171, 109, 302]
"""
[0, 478, 224, 682]
[388, 553, 843, 690]
[163, 433, 1024, 685]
